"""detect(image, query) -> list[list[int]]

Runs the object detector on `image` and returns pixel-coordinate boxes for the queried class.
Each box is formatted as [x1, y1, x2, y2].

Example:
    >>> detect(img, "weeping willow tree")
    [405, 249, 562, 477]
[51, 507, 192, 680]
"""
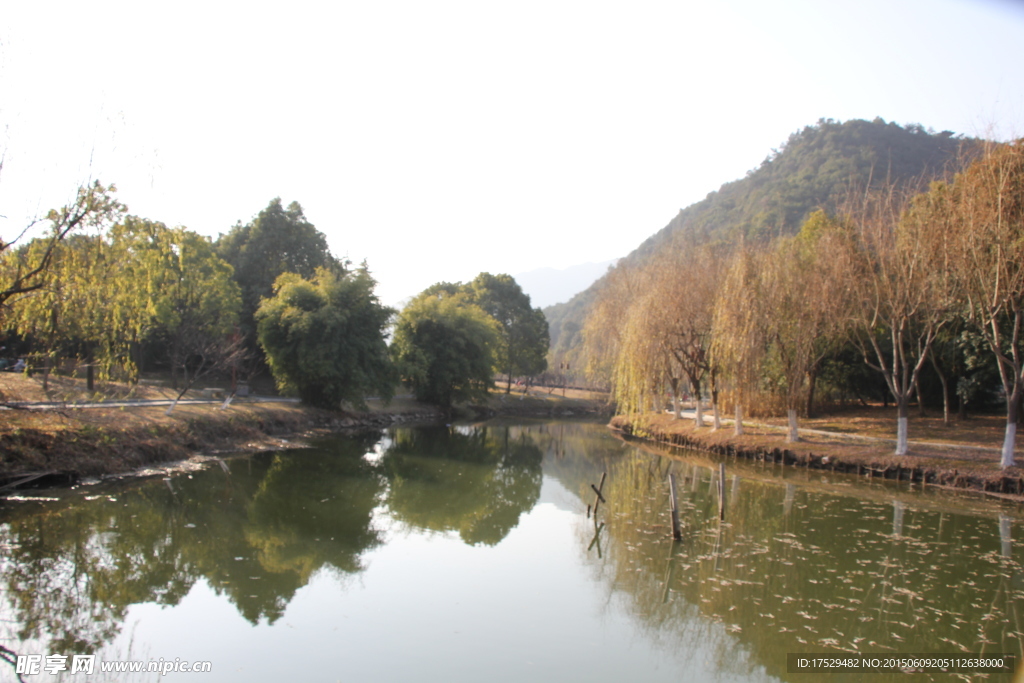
[581, 259, 652, 391]
[9, 237, 118, 388]
[4, 232, 154, 389]
[757, 213, 855, 441]
[710, 242, 767, 437]
[638, 243, 727, 429]
[611, 286, 683, 419]
[589, 240, 725, 425]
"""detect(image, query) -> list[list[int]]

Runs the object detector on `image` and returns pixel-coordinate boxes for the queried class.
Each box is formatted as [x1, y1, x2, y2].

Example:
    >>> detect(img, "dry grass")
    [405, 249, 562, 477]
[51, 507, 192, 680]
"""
[612, 406, 1024, 500]
[0, 374, 339, 480]
[0, 375, 603, 483]
[0, 371, 218, 405]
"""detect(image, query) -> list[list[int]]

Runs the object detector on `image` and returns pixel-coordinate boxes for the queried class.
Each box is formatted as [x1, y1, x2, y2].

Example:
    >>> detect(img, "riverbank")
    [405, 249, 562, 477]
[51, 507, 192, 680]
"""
[0, 373, 609, 491]
[610, 410, 1024, 502]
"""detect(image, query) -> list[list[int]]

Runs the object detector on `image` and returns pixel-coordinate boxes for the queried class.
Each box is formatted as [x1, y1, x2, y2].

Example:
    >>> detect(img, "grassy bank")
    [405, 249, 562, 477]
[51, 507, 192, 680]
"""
[610, 408, 1024, 502]
[0, 374, 609, 489]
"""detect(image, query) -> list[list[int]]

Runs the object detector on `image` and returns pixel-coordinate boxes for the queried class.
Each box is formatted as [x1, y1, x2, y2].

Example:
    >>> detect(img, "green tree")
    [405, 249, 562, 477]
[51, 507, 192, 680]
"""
[391, 289, 500, 409]
[216, 198, 342, 363]
[113, 217, 243, 396]
[468, 273, 549, 391]
[380, 425, 543, 546]
[255, 266, 395, 410]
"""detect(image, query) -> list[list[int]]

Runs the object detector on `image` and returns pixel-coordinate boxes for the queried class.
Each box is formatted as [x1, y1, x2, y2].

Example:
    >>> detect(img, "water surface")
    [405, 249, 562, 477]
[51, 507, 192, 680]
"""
[0, 421, 1020, 682]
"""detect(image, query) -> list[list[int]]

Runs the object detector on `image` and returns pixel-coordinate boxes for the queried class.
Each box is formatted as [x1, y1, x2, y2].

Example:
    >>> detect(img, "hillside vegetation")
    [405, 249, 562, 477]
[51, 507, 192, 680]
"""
[546, 118, 975, 372]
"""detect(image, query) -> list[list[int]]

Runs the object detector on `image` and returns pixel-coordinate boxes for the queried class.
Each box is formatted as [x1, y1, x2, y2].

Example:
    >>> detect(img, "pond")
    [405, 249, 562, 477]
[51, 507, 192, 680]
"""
[0, 421, 1020, 682]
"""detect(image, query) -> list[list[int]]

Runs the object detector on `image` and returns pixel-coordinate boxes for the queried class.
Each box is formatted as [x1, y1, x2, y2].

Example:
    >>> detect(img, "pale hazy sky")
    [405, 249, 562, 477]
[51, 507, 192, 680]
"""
[2, 0, 1023, 306]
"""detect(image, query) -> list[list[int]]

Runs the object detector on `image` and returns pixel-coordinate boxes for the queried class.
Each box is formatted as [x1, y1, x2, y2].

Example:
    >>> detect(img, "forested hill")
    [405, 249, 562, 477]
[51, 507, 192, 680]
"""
[546, 117, 975, 372]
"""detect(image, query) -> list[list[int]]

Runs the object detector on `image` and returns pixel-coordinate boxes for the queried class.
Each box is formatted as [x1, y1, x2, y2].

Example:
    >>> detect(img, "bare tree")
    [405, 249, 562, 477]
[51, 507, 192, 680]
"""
[841, 180, 954, 456]
[164, 331, 248, 415]
[948, 140, 1024, 468]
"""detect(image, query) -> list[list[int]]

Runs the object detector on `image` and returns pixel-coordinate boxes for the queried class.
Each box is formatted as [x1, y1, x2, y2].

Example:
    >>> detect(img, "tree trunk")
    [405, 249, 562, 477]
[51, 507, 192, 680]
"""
[895, 398, 910, 456]
[710, 372, 721, 430]
[1001, 389, 1020, 469]
[86, 347, 95, 393]
[786, 408, 800, 443]
[693, 380, 703, 428]
[914, 375, 926, 417]
[929, 354, 950, 426]
[805, 366, 818, 419]
[733, 402, 744, 437]
[670, 378, 681, 420]
[130, 341, 143, 384]
[165, 397, 180, 416]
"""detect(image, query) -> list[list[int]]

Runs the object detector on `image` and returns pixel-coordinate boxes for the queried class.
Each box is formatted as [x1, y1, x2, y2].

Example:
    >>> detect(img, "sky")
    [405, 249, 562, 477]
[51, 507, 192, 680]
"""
[2, 0, 1024, 307]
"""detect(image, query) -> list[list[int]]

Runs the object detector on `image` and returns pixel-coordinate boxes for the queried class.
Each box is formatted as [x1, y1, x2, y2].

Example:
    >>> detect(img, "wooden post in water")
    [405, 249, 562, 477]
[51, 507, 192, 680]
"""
[717, 463, 726, 520]
[587, 522, 605, 552]
[592, 472, 607, 517]
[668, 473, 682, 541]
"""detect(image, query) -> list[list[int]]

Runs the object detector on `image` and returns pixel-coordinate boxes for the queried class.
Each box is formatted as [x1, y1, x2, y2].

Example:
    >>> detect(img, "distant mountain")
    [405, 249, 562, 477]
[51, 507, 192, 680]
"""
[514, 259, 618, 309]
[546, 118, 978, 376]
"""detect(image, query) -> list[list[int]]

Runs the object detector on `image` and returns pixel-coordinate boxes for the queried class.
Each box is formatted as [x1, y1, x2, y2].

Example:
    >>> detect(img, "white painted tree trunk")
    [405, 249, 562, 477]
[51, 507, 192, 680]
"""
[712, 403, 721, 431]
[1001, 422, 1017, 468]
[694, 399, 704, 428]
[219, 394, 234, 410]
[673, 393, 681, 420]
[165, 398, 180, 416]
[895, 417, 909, 456]
[734, 403, 743, 436]
[786, 409, 800, 443]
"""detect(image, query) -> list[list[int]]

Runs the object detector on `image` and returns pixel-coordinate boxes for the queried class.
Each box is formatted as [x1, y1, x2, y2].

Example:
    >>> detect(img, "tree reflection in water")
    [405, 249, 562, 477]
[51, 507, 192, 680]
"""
[579, 445, 1024, 682]
[379, 424, 543, 546]
[0, 424, 549, 657]
[0, 421, 1019, 683]
[0, 431, 386, 653]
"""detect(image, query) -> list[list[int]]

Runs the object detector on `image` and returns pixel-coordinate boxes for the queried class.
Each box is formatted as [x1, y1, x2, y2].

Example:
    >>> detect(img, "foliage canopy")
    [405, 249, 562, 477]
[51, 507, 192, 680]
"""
[391, 290, 500, 409]
[256, 267, 395, 409]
